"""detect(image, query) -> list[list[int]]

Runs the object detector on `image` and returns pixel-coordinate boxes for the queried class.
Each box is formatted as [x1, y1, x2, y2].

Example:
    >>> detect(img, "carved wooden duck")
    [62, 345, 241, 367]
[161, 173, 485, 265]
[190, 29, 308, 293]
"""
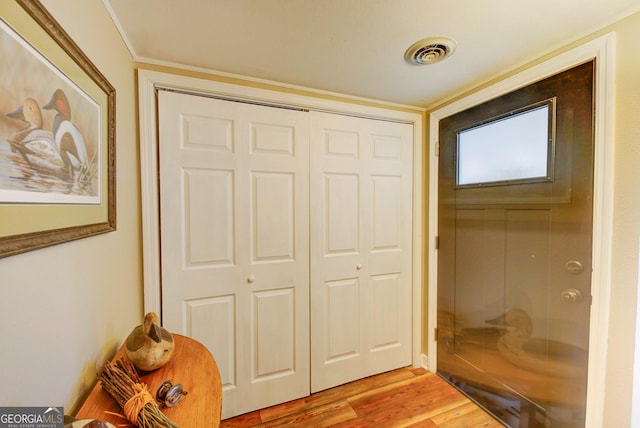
[125, 312, 175, 371]
[486, 308, 587, 378]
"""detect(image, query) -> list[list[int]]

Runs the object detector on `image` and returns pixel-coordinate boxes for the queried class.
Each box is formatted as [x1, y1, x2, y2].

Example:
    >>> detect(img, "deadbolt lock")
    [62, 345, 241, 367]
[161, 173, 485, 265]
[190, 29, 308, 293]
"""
[565, 260, 584, 274]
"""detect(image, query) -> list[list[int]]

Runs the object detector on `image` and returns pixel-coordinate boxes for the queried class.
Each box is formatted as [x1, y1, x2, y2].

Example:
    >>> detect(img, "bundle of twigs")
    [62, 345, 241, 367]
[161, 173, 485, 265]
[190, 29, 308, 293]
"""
[99, 358, 180, 428]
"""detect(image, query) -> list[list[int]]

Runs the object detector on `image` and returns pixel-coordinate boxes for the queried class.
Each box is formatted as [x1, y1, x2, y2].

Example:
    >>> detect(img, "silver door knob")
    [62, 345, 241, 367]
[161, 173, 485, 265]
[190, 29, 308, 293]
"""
[561, 288, 583, 303]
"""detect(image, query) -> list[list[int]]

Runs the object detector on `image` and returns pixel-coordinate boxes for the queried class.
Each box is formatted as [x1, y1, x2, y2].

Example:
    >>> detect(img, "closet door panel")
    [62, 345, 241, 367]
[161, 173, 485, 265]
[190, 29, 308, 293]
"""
[325, 173, 360, 255]
[185, 296, 236, 389]
[251, 171, 295, 261]
[310, 112, 413, 392]
[370, 273, 403, 349]
[252, 288, 296, 378]
[159, 91, 309, 419]
[326, 278, 360, 361]
[184, 168, 235, 265]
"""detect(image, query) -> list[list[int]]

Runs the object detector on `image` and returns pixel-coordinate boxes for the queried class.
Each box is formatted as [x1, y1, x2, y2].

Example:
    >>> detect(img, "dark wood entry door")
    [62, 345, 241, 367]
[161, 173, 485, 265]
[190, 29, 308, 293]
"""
[437, 61, 594, 427]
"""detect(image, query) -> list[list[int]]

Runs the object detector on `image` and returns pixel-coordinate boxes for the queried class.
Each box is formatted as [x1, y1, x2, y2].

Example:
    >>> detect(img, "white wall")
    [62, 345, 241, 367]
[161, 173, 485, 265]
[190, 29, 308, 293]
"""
[632, 247, 640, 427]
[0, 0, 141, 413]
[602, 11, 640, 426]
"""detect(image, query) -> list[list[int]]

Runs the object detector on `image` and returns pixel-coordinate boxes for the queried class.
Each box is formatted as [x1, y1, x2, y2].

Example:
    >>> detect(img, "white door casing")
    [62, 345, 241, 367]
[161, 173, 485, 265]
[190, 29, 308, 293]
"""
[138, 70, 425, 417]
[158, 90, 310, 418]
[310, 112, 413, 392]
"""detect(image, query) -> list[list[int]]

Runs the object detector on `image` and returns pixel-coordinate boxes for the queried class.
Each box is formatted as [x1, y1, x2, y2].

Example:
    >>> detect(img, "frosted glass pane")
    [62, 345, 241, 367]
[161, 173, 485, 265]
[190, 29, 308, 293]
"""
[457, 104, 551, 186]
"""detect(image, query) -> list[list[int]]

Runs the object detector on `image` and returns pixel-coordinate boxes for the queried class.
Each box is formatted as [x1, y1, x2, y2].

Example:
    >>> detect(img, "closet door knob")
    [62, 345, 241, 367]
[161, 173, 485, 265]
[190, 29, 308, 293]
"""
[247, 275, 255, 283]
[356, 264, 363, 270]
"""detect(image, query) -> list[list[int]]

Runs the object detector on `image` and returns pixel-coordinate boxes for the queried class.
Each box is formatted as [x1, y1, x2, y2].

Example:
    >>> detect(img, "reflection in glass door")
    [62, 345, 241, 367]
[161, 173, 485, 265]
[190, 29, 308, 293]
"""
[437, 61, 594, 427]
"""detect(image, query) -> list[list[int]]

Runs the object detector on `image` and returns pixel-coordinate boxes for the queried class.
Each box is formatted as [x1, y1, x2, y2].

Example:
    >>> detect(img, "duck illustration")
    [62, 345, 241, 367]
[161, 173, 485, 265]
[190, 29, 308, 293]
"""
[43, 89, 89, 182]
[125, 312, 175, 372]
[486, 308, 587, 378]
[5, 98, 62, 174]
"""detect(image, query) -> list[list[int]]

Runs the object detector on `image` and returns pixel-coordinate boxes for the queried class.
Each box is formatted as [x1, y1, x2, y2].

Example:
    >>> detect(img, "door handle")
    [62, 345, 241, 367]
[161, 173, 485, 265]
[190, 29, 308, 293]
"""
[561, 288, 583, 303]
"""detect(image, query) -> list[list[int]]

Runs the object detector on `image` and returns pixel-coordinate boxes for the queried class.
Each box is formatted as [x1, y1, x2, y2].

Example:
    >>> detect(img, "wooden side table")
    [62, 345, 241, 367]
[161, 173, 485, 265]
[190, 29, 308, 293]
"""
[76, 334, 222, 427]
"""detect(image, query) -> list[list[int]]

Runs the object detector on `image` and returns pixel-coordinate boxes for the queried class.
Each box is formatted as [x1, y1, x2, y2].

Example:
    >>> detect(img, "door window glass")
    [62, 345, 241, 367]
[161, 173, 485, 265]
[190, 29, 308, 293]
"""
[456, 100, 555, 187]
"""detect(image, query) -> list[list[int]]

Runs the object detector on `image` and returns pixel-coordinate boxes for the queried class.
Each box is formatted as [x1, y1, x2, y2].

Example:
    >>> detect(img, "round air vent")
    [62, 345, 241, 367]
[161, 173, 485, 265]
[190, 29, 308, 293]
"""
[404, 36, 456, 65]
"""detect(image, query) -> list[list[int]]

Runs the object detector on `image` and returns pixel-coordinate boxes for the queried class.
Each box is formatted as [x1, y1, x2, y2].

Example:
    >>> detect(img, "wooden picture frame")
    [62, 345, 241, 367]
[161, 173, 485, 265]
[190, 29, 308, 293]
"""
[0, 0, 115, 258]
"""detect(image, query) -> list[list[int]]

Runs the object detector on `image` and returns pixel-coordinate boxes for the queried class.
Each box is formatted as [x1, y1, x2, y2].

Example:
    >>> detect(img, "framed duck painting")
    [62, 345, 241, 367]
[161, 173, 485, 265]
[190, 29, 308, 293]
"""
[0, 1, 115, 258]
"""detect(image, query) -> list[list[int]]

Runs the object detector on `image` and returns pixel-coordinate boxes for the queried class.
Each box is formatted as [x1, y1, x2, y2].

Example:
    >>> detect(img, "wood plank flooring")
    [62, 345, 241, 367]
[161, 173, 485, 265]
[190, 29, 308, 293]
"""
[220, 367, 503, 427]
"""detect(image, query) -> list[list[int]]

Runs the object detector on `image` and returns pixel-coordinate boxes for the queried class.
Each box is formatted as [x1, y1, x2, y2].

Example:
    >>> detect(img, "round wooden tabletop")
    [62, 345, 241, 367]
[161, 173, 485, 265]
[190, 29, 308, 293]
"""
[75, 334, 222, 427]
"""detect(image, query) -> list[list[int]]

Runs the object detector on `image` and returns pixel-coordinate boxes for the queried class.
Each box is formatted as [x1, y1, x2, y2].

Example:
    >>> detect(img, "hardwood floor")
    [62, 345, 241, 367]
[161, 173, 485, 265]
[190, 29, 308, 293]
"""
[220, 367, 503, 427]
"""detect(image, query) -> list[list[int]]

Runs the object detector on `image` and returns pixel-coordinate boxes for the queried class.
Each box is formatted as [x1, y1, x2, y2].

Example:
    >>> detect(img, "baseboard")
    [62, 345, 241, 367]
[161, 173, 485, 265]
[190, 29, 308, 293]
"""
[420, 353, 430, 371]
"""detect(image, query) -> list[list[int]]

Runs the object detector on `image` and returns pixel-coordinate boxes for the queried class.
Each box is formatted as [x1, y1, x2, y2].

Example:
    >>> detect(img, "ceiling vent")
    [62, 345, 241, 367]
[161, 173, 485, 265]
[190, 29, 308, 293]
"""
[404, 36, 456, 65]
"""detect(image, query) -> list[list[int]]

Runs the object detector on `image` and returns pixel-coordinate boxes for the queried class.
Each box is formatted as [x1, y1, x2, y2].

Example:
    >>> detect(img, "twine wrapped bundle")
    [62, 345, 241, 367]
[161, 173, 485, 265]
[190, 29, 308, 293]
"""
[99, 358, 180, 428]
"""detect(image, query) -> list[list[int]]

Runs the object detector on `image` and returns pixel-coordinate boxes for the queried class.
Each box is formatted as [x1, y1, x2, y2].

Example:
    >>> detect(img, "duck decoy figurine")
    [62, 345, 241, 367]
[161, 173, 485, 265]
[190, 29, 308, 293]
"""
[486, 308, 587, 378]
[125, 312, 175, 372]
[43, 89, 90, 182]
[5, 98, 61, 174]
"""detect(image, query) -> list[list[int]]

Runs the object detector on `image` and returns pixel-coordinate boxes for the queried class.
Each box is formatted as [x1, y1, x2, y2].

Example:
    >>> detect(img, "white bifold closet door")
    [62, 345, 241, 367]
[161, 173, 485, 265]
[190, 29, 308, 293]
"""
[309, 111, 413, 393]
[158, 90, 413, 418]
[158, 90, 310, 419]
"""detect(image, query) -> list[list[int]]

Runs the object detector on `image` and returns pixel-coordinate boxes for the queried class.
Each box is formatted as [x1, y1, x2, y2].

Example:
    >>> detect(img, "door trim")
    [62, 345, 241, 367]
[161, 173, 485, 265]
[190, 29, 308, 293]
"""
[428, 33, 616, 428]
[137, 69, 425, 369]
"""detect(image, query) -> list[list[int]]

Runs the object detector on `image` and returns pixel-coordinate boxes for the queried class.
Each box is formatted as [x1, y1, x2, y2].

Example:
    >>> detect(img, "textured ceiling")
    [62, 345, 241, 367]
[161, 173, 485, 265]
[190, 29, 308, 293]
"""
[104, 0, 640, 107]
